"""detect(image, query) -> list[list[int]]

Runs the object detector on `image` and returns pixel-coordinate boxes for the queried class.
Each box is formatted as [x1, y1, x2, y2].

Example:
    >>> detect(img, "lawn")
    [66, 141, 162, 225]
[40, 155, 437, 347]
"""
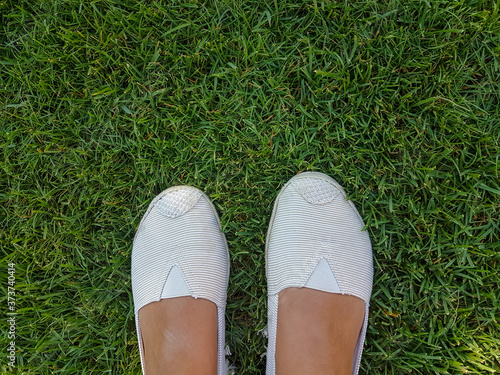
[1, 0, 499, 373]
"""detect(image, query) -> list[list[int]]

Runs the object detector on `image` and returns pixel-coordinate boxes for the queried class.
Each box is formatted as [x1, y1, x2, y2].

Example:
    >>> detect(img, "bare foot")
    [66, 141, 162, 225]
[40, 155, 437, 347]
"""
[276, 288, 365, 375]
[138, 297, 217, 375]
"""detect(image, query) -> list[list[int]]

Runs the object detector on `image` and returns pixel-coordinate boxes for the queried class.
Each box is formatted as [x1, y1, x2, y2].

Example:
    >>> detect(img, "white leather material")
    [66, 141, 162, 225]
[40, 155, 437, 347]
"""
[305, 258, 341, 294]
[161, 265, 192, 299]
[265, 172, 373, 375]
[132, 186, 229, 375]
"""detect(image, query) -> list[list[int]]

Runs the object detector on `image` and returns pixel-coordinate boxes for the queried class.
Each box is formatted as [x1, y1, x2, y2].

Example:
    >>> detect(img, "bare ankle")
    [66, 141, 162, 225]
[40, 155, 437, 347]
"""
[139, 297, 218, 375]
[275, 288, 365, 375]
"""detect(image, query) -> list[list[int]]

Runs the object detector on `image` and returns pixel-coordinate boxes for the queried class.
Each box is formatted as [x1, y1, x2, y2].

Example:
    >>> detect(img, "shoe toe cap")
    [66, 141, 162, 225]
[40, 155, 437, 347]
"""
[154, 186, 203, 218]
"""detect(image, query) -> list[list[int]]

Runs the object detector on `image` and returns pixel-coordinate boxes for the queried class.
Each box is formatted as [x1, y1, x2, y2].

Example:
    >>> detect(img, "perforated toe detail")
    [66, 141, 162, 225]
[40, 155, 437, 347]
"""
[291, 177, 341, 204]
[154, 187, 203, 218]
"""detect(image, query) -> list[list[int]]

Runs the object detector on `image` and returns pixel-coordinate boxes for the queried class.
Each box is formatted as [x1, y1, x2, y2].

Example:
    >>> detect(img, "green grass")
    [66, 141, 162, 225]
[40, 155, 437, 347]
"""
[1, 0, 499, 373]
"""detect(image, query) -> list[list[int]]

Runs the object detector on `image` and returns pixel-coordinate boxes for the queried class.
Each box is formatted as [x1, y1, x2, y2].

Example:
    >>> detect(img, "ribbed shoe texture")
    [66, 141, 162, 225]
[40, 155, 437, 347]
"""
[266, 172, 373, 375]
[131, 186, 230, 375]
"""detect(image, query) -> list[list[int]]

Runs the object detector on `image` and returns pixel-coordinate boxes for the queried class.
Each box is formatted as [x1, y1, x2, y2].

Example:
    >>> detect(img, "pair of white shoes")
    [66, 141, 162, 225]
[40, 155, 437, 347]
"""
[132, 172, 373, 375]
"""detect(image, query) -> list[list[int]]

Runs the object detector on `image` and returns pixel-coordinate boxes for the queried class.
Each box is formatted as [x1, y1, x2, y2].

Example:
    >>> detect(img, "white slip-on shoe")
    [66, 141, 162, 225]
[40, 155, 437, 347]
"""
[131, 185, 230, 375]
[265, 172, 374, 375]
